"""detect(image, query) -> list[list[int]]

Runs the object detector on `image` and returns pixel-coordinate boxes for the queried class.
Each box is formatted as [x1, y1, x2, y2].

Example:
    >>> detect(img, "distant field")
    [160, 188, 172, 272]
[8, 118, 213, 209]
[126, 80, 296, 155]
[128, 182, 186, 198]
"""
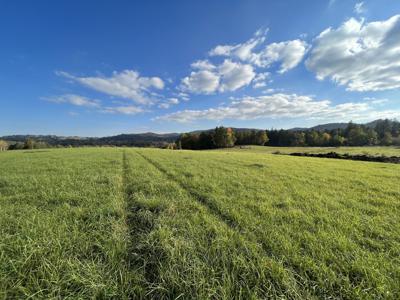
[1, 147, 399, 299]
[217, 145, 400, 156]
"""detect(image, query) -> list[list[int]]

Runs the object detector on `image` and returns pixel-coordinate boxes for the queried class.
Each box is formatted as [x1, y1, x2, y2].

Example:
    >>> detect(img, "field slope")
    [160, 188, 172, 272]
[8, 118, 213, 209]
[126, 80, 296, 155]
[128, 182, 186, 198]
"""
[0, 148, 399, 299]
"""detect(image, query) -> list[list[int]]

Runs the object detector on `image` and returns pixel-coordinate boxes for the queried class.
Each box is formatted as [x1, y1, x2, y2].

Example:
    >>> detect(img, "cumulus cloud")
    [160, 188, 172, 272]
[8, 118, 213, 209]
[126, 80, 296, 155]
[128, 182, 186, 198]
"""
[180, 29, 308, 95]
[261, 40, 309, 73]
[156, 93, 388, 123]
[181, 70, 220, 94]
[218, 60, 256, 92]
[45, 94, 101, 108]
[306, 15, 400, 91]
[57, 70, 164, 104]
[181, 60, 255, 94]
[209, 29, 308, 72]
[209, 29, 267, 65]
[191, 60, 216, 70]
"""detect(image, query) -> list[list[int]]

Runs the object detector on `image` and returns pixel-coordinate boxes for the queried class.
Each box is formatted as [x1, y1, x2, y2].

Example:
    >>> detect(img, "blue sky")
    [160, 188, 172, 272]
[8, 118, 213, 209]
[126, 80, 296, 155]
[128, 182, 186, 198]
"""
[1, 0, 400, 136]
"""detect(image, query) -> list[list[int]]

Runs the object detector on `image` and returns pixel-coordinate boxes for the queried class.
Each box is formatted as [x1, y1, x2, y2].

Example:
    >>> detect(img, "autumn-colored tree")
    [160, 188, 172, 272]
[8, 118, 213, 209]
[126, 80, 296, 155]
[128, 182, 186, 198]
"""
[212, 127, 236, 148]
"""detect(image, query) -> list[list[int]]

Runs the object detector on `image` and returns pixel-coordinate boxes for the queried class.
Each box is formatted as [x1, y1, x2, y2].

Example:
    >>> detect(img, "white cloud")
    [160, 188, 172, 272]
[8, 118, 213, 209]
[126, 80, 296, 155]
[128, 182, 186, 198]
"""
[209, 29, 267, 64]
[57, 70, 164, 105]
[218, 60, 256, 92]
[208, 29, 308, 71]
[253, 72, 270, 88]
[46, 93, 147, 115]
[354, 2, 365, 14]
[156, 93, 385, 123]
[306, 15, 400, 91]
[181, 60, 255, 94]
[263, 88, 277, 94]
[158, 97, 180, 109]
[102, 105, 144, 115]
[168, 98, 179, 104]
[363, 97, 389, 105]
[261, 40, 309, 73]
[176, 92, 190, 101]
[45, 94, 101, 108]
[181, 70, 220, 94]
[191, 60, 216, 70]
[181, 29, 308, 95]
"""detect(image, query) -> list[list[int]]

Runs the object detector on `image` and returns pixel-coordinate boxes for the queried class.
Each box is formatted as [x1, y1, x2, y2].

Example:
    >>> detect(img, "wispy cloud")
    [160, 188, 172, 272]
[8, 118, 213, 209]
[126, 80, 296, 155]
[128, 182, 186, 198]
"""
[158, 98, 180, 109]
[101, 105, 144, 115]
[56, 70, 164, 105]
[354, 2, 365, 14]
[44, 94, 101, 108]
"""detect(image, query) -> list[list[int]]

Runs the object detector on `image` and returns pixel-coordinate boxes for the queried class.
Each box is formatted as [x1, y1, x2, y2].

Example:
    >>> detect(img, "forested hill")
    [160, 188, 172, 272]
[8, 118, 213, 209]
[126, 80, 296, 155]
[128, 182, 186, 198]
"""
[1, 119, 399, 149]
[1, 133, 180, 147]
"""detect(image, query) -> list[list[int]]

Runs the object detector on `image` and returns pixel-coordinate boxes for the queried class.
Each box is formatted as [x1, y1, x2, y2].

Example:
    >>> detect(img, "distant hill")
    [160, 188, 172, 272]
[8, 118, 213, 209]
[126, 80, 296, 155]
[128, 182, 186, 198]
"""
[189, 127, 259, 134]
[310, 123, 349, 131]
[1, 132, 180, 147]
[290, 123, 348, 131]
[1, 119, 394, 147]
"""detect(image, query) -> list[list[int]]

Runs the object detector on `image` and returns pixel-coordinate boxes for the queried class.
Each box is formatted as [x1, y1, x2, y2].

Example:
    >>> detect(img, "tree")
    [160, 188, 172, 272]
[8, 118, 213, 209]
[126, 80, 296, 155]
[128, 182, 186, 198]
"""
[321, 132, 331, 146]
[331, 134, 345, 146]
[212, 127, 236, 148]
[381, 132, 393, 146]
[0, 140, 8, 151]
[347, 126, 368, 146]
[8, 142, 24, 150]
[375, 119, 392, 139]
[365, 128, 378, 145]
[198, 132, 215, 149]
[24, 138, 35, 150]
[255, 130, 269, 145]
[306, 131, 321, 146]
[290, 132, 306, 146]
[178, 133, 200, 150]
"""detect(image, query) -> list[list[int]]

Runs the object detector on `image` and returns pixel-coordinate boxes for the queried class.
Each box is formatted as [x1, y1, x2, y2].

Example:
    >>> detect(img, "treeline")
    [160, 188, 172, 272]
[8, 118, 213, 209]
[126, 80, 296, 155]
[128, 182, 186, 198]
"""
[7, 138, 56, 150]
[3, 134, 179, 150]
[176, 127, 268, 150]
[176, 119, 400, 149]
[3, 119, 399, 151]
[267, 120, 400, 146]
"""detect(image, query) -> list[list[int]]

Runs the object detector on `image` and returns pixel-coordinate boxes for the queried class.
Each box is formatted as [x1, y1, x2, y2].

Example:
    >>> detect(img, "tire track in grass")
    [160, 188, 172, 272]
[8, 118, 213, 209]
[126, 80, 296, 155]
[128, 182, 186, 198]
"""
[135, 151, 239, 230]
[135, 150, 308, 298]
[122, 150, 165, 291]
[136, 152, 283, 258]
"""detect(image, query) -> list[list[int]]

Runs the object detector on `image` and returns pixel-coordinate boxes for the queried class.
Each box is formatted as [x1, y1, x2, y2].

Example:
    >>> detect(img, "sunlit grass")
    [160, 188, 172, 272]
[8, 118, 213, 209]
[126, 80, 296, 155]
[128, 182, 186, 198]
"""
[1, 147, 399, 298]
[216, 145, 400, 156]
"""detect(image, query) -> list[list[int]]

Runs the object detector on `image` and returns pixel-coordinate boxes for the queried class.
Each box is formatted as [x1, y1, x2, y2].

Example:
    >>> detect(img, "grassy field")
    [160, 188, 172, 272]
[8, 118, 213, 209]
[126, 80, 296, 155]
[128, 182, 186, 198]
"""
[217, 145, 400, 156]
[1, 147, 399, 299]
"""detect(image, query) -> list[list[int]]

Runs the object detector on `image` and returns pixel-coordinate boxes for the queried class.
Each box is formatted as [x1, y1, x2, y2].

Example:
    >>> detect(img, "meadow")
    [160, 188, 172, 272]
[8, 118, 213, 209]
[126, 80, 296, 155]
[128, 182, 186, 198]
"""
[217, 145, 400, 156]
[0, 147, 399, 299]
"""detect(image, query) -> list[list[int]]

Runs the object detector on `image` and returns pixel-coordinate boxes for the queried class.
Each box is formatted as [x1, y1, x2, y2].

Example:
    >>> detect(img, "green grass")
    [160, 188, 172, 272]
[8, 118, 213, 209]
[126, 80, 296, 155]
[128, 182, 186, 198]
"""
[218, 145, 400, 156]
[1, 147, 399, 299]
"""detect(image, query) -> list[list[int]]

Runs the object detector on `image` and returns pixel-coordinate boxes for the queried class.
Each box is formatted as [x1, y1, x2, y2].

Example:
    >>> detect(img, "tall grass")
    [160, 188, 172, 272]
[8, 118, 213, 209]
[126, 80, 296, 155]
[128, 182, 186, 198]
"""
[1, 147, 399, 299]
